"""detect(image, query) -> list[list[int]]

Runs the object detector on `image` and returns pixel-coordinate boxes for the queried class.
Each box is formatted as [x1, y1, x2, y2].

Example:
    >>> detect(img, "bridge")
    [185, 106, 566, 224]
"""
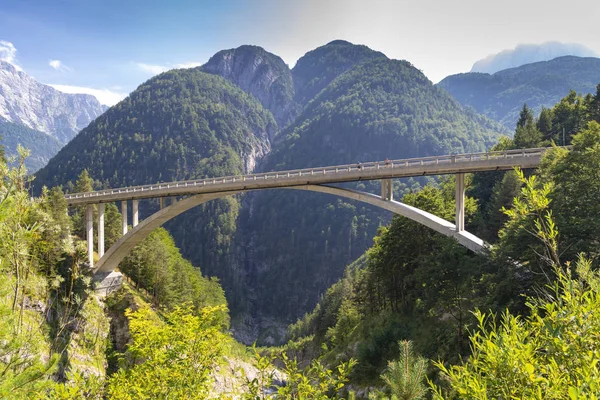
[64, 147, 550, 287]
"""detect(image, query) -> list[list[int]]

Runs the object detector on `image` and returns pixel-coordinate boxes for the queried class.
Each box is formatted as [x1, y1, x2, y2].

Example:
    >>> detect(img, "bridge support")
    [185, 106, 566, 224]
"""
[159, 197, 165, 209]
[98, 203, 105, 257]
[86, 205, 94, 269]
[381, 179, 393, 201]
[121, 201, 128, 234]
[132, 199, 139, 227]
[455, 173, 465, 232]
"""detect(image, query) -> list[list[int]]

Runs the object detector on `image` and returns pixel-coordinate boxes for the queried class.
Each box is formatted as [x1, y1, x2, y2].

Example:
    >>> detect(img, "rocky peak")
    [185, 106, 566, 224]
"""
[0, 60, 105, 144]
[201, 45, 297, 129]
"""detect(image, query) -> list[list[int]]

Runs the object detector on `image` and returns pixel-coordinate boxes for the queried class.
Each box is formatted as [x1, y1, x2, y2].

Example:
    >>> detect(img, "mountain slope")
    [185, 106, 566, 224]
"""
[0, 61, 105, 144]
[201, 45, 297, 128]
[236, 57, 503, 330]
[291, 40, 388, 106]
[439, 56, 600, 129]
[0, 118, 62, 172]
[34, 69, 277, 301]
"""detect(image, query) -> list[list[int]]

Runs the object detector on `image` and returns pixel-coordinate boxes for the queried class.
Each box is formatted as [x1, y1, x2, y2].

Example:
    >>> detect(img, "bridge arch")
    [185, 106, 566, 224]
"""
[93, 185, 487, 275]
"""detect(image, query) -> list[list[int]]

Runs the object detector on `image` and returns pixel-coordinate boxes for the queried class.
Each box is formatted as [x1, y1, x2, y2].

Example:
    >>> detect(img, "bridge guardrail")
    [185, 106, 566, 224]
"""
[64, 147, 553, 201]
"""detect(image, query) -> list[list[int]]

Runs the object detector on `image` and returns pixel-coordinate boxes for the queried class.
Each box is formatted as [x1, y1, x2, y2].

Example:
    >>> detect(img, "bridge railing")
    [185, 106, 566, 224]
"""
[64, 147, 549, 201]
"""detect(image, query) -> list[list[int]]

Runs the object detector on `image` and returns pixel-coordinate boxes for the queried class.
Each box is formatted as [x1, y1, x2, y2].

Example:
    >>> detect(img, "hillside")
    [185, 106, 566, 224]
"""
[439, 56, 600, 128]
[0, 61, 105, 144]
[291, 40, 388, 106]
[0, 118, 62, 172]
[34, 68, 277, 309]
[235, 56, 503, 334]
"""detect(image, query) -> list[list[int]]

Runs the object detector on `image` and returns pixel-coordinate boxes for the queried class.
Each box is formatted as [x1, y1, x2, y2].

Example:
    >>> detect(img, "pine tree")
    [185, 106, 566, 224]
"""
[516, 103, 534, 129]
[370, 340, 428, 400]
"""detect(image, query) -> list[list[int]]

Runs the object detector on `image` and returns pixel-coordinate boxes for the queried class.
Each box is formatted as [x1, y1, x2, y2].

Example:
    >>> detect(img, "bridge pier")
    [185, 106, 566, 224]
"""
[455, 173, 465, 232]
[132, 199, 139, 227]
[86, 205, 94, 269]
[121, 201, 128, 234]
[98, 203, 105, 257]
[381, 179, 393, 201]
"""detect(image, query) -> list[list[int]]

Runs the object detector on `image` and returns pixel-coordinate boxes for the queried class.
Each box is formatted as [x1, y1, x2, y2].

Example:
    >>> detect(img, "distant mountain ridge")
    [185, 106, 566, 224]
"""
[439, 56, 600, 128]
[471, 42, 598, 74]
[0, 60, 105, 144]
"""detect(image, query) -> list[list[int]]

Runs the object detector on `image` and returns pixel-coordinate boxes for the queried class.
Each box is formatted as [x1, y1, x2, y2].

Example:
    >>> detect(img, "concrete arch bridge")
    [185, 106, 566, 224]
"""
[63, 148, 552, 291]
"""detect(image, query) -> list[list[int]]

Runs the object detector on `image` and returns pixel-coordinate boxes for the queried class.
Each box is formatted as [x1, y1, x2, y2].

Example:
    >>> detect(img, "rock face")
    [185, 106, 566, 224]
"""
[0, 61, 105, 144]
[438, 56, 600, 129]
[201, 45, 297, 129]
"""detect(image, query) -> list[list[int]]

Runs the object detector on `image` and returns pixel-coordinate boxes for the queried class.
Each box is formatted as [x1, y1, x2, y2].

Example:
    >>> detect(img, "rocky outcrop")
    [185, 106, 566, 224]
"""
[201, 45, 298, 129]
[0, 61, 105, 143]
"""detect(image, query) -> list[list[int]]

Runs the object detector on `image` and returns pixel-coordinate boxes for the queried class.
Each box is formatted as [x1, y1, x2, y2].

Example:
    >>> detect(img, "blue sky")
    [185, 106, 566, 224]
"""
[1, 0, 599, 105]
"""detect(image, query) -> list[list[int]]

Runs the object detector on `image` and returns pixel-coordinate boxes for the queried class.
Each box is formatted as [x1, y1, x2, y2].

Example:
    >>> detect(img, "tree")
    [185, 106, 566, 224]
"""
[370, 341, 428, 400]
[536, 107, 553, 141]
[513, 120, 542, 149]
[516, 103, 534, 129]
[106, 305, 228, 399]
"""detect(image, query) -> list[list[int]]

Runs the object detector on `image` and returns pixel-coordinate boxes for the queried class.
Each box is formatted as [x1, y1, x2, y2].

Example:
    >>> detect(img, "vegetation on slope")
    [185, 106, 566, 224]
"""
[33, 68, 277, 315]
[242, 57, 503, 325]
[438, 56, 600, 128]
[0, 119, 62, 172]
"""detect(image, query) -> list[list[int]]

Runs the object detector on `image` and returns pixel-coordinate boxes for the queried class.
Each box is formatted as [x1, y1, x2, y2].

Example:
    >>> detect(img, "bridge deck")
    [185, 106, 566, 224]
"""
[65, 148, 548, 205]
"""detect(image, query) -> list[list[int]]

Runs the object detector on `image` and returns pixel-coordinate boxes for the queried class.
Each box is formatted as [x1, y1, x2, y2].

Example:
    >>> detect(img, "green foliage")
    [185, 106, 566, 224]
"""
[432, 170, 600, 398]
[244, 346, 356, 400]
[369, 341, 428, 400]
[106, 305, 228, 399]
[120, 227, 229, 327]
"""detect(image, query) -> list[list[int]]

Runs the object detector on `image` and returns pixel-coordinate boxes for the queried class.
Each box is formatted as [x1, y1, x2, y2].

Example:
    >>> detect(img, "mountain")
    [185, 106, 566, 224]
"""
[0, 118, 62, 172]
[200, 45, 297, 128]
[291, 40, 388, 106]
[439, 56, 600, 129]
[236, 56, 503, 333]
[471, 42, 598, 74]
[36, 41, 503, 343]
[0, 61, 105, 144]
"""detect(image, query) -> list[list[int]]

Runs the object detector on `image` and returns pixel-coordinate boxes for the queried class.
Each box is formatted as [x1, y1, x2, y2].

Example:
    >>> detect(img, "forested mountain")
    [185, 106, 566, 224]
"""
[291, 40, 388, 106]
[234, 57, 503, 336]
[0, 118, 62, 172]
[35, 41, 503, 343]
[201, 45, 297, 128]
[439, 56, 600, 129]
[0, 61, 105, 144]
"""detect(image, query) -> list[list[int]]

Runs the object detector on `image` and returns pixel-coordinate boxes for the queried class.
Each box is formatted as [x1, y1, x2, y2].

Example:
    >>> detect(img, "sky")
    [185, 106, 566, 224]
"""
[1, 0, 598, 105]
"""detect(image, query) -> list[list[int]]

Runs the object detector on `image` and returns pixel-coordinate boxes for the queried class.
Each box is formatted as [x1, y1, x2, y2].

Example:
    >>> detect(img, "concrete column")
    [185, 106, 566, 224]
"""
[86, 205, 94, 269]
[455, 173, 465, 232]
[381, 179, 393, 201]
[132, 199, 139, 227]
[121, 201, 128, 235]
[98, 203, 105, 257]
[159, 197, 165, 210]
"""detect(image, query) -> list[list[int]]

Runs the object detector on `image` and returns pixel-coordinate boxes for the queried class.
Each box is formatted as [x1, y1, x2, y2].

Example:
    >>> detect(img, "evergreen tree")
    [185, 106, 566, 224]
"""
[590, 83, 600, 123]
[513, 120, 542, 148]
[516, 103, 534, 129]
[370, 341, 428, 400]
[536, 107, 553, 140]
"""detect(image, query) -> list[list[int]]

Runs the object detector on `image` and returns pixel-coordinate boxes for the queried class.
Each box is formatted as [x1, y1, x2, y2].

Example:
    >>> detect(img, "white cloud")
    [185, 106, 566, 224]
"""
[135, 61, 203, 76]
[49, 59, 71, 72]
[0, 40, 22, 70]
[49, 84, 127, 106]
